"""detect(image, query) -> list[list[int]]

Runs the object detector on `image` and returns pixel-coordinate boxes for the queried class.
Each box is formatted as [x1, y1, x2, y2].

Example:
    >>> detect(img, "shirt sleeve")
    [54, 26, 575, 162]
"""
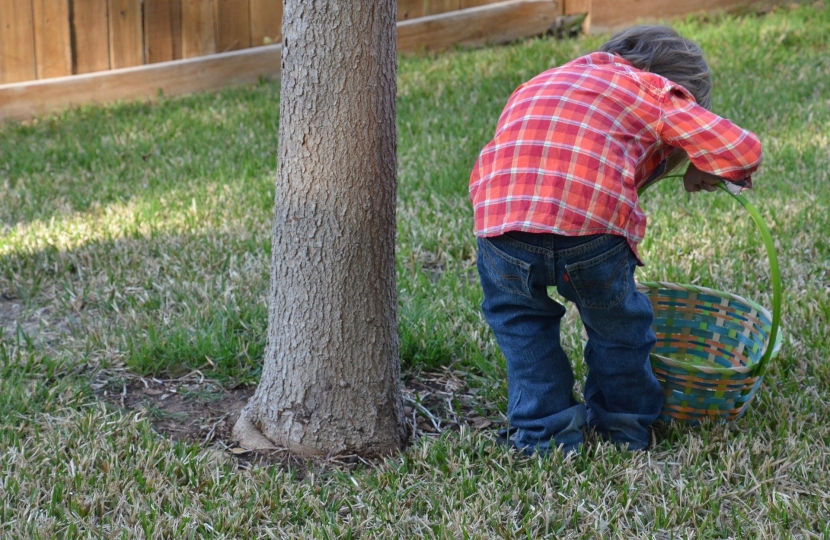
[658, 88, 763, 187]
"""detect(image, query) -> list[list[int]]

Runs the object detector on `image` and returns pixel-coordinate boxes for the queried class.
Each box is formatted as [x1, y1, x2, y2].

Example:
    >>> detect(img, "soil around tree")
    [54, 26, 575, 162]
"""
[93, 368, 503, 472]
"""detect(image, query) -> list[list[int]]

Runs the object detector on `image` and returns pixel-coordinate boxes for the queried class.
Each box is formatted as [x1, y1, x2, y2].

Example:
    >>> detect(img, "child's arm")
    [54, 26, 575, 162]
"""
[659, 89, 762, 189]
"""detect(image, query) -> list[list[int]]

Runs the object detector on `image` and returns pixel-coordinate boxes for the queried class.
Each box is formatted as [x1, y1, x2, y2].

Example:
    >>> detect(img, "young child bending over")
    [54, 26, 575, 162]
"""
[469, 26, 762, 455]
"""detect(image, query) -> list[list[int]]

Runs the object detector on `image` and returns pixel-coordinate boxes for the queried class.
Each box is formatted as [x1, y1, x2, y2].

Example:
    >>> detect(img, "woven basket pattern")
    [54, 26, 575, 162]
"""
[639, 282, 778, 422]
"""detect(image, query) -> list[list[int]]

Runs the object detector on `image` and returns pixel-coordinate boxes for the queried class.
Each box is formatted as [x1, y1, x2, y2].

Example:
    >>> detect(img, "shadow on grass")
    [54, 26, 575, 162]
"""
[0, 82, 281, 230]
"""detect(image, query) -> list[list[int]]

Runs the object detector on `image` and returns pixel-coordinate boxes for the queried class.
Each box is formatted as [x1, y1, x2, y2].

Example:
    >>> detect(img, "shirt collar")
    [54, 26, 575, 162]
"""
[582, 51, 637, 69]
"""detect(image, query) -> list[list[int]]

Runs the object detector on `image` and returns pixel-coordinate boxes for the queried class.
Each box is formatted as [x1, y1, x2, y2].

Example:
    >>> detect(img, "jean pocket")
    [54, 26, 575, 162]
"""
[477, 237, 533, 298]
[565, 238, 632, 310]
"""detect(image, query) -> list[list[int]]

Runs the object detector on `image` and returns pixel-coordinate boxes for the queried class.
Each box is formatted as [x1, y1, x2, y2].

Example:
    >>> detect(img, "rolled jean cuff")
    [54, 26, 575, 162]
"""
[510, 402, 587, 456]
[586, 402, 660, 450]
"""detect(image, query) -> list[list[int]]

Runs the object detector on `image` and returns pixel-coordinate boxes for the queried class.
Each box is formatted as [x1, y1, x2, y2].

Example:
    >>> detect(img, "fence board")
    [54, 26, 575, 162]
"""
[171, 0, 183, 59]
[182, 0, 216, 58]
[145, 0, 176, 63]
[397, 0, 425, 20]
[425, 0, 462, 16]
[564, 0, 590, 33]
[398, 0, 558, 52]
[591, 0, 751, 31]
[215, 0, 251, 52]
[564, 0, 589, 13]
[109, 0, 144, 68]
[250, 0, 282, 47]
[459, 0, 510, 8]
[0, 0, 37, 84]
[72, 0, 110, 74]
[0, 44, 283, 120]
[32, 0, 73, 79]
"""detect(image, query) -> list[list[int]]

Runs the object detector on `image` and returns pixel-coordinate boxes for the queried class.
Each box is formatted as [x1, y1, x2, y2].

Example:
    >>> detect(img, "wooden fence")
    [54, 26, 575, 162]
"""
[1, 0, 282, 84]
[1, 0, 545, 85]
[1, 0, 763, 119]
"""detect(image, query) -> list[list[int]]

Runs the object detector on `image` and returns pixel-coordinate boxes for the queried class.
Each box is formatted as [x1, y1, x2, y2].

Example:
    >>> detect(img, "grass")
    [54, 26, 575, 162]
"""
[2, 3, 830, 537]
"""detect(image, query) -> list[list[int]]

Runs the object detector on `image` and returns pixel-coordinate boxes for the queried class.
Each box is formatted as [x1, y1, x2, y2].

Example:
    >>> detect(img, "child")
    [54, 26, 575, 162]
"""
[469, 26, 762, 455]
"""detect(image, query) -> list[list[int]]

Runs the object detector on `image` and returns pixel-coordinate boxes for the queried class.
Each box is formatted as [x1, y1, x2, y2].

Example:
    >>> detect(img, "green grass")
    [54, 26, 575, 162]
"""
[2, 3, 830, 537]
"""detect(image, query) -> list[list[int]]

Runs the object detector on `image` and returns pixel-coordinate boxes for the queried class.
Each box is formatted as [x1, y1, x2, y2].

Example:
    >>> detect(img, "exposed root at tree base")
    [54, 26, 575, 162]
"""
[232, 413, 279, 452]
[94, 367, 505, 472]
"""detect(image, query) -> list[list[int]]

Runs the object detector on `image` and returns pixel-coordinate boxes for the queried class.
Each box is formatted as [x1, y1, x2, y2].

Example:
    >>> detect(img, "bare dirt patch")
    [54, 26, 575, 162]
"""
[93, 367, 504, 471]
[92, 370, 255, 448]
[0, 295, 72, 345]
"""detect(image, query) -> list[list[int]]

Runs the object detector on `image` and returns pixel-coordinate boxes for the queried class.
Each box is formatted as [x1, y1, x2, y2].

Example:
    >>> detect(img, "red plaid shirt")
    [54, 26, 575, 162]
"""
[469, 52, 762, 263]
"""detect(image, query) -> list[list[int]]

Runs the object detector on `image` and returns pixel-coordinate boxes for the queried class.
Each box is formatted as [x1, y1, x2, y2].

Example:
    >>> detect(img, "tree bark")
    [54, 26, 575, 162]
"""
[233, 0, 406, 457]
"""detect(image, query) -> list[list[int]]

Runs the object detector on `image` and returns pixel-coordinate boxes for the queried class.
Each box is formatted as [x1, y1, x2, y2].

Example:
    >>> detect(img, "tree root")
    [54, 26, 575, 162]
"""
[231, 411, 279, 451]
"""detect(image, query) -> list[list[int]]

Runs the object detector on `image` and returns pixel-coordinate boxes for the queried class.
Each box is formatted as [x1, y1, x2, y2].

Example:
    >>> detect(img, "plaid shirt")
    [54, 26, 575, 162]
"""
[469, 52, 762, 263]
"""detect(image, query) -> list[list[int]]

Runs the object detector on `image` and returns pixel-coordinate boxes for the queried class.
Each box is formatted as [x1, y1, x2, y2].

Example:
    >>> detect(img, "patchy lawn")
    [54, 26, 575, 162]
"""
[2, 2, 829, 538]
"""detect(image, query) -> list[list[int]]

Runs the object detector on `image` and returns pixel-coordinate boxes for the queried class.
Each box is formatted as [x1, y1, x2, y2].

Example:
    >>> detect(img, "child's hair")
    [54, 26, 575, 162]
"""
[599, 25, 712, 110]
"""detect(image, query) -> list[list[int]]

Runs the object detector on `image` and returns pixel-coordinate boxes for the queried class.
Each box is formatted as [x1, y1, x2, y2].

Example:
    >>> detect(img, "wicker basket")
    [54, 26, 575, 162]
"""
[641, 184, 782, 423]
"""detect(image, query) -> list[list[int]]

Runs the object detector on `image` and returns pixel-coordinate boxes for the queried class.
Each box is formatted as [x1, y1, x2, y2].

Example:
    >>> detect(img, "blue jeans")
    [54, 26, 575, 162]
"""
[476, 232, 663, 454]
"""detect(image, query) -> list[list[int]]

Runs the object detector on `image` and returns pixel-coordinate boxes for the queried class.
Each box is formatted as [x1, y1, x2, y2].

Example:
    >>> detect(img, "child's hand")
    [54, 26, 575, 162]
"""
[683, 163, 722, 193]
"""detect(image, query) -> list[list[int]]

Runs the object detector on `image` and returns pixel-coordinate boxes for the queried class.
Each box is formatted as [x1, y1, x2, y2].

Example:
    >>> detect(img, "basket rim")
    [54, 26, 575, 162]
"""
[638, 280, 783, 375]
[638, 182, 782, 380]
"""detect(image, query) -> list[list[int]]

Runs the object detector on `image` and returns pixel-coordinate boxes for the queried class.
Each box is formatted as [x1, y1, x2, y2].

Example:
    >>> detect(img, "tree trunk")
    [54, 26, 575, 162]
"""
[232, 0, 406, 457]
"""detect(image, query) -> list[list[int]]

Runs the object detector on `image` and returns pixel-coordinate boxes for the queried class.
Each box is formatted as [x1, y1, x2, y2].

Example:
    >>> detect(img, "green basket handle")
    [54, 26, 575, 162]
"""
[715, 183, 781, 374]
[639, 179, 782, 375]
